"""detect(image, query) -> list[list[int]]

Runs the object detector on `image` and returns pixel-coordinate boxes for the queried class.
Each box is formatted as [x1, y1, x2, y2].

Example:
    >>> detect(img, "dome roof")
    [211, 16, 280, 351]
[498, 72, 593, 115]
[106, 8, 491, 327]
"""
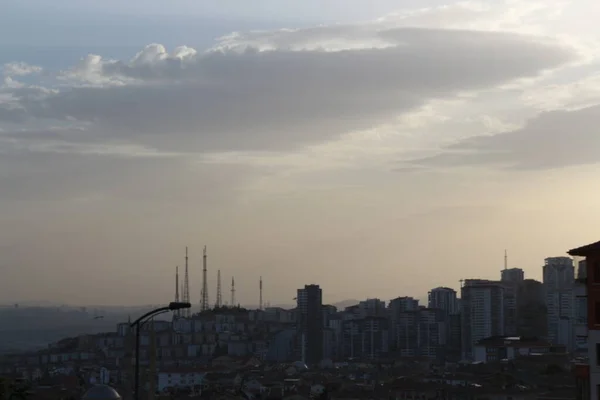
[82, 385, 122, 400]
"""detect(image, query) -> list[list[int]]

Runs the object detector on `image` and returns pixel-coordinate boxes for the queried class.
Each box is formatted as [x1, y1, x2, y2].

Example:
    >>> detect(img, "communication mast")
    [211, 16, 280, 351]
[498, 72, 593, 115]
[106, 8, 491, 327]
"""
[231, 277, 236, 307]
[183, 247, 191, 318]
[201, 246, 209, 312]
[215, 270, 222, 308]
[259, 276, 263, 311]
[174, 266, 180, 318]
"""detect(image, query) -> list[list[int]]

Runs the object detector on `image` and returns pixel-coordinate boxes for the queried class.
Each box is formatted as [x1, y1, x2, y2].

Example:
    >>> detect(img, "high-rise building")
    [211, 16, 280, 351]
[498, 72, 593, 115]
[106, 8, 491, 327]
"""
[388, 296, 419, 350]
[461, 279, 505, 360]
[296, 284, 323, 364]
[428, 287, 461, 361]
[428, 287, 459, 315]
[567, 241, 600, 400]
[573, 260, 588, 357]
[395, 308, 446, 361]
[543, 257, 575, 350]
[341, 316, 389, 359]
[358, 298, 386, 317]
[500, 268, 524, 336]
[501, 268, 525, 284]
[516, 279, 547, 338]
[447, 313, 462, 362]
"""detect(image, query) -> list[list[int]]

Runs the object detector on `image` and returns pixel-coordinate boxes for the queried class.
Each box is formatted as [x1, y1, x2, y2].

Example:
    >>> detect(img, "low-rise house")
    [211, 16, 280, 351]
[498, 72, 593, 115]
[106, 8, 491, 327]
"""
[157, 368, 207, 393]
[474, 336, 566, 363]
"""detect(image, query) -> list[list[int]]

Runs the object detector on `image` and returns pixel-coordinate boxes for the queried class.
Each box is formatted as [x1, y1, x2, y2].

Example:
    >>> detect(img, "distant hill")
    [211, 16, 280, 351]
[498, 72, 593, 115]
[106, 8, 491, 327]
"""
[0, 306, 168, 354]
[331, 299, 360, 309]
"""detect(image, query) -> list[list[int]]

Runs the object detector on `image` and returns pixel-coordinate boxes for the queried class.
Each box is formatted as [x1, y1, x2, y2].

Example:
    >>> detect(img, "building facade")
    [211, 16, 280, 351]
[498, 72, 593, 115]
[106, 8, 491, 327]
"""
[501, 268, 524, 336]
[341, 316, 389, 359]
[573, 260, 588, 357]
[296, 284, 323, 364]
[428, 287, 459, 315]
[568, 241, 600, 400]
[460, 280, 504, 360]
[543, 257, 575, 350]
[516, 279, 547, 339]
[388, 296, 419, 351]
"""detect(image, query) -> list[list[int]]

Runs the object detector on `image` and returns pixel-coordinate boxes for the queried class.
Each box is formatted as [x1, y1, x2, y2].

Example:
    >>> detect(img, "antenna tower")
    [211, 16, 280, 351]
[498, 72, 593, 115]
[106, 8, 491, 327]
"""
[504, 249, 508, 270]
[259, 276, 263, 311]
[215, 270, 222, 308]
[183, 247, 190, 318]
[175, 266, 181, 318]
[231, 277, 236, 307]
[201, 246, 209, 311]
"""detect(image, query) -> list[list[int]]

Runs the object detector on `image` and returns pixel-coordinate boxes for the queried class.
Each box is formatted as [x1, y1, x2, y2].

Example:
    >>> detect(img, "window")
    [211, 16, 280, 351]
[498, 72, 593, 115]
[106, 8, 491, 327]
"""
[596, 344, 600, 366]
[595, 302, 600, 325]
[595, 262, 600, 283]
[588, 261, 600, 283]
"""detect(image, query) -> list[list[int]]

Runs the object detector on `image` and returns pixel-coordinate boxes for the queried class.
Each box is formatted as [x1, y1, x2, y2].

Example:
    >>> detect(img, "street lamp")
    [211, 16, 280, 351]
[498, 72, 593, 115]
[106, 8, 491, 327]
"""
[130, 302, 191, 400]
[82, 384, 122, 400]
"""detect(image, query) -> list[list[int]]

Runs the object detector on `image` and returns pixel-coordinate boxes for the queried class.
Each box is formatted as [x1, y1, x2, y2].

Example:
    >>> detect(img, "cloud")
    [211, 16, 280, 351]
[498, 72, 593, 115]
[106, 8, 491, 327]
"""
[0, 27, 576, 154]
[2, 62, 43, 77]
[402, 104, 600, 170]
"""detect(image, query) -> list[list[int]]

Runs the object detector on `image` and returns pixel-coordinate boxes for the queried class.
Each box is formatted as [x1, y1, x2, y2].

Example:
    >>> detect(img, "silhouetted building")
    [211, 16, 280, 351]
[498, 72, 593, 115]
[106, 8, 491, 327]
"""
[568, 240, 600, 400]
[516, 279, 547, 339]
[501, 268, 524, 336]
[388, 296, 419, 350]
[543, 257, 574, 350]
[573, 262, 588, 356]
[341, 316, 389, 359]
[358, 298, 386, 317]
[428, 287, 459, 315]
[501, 268, 525, 284]
[395, 308, 446, 361]
[297, 284, 323, 364]
[447, 312, 462, 362]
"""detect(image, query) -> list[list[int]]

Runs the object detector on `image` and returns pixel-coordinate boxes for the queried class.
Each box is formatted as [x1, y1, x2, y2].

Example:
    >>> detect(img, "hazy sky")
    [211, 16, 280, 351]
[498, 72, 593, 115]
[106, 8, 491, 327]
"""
[1, 0, 600, 306]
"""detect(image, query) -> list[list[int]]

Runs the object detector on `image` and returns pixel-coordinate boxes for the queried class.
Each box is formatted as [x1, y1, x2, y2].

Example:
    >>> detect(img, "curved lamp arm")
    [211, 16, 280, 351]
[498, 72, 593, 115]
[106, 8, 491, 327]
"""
[130, 302, 191, 327]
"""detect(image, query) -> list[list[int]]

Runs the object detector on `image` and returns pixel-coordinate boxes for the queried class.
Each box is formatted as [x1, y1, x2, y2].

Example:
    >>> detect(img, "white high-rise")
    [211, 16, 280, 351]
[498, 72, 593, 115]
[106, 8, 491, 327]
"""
[460, 280, 505, 360]
[543, 257, 575, 350]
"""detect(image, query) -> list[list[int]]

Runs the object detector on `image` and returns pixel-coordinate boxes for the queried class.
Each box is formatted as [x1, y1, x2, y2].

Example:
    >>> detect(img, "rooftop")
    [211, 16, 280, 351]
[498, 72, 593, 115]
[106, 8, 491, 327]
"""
[568, 240, 600, 256]
[476, 336, 554, 348]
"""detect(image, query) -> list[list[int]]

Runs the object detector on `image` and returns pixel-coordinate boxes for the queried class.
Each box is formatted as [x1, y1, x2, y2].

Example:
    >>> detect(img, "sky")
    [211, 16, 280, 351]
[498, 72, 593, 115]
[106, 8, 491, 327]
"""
[1, 0, 600, 306]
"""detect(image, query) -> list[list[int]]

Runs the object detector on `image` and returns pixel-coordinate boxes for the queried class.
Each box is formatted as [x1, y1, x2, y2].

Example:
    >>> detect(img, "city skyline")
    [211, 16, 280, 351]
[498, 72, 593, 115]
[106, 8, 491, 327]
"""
[2, 0, 600, 305]
[2, 257, 557, 308]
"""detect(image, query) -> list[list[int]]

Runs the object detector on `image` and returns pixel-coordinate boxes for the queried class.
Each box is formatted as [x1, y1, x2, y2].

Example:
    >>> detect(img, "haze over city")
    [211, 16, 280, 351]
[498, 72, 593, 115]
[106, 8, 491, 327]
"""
[1, 0, 600, 306]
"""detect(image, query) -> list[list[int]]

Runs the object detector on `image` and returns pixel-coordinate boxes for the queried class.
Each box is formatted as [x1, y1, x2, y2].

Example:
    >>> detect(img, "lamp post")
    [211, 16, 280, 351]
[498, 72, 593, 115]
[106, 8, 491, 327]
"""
[130, 302, 191, 400]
